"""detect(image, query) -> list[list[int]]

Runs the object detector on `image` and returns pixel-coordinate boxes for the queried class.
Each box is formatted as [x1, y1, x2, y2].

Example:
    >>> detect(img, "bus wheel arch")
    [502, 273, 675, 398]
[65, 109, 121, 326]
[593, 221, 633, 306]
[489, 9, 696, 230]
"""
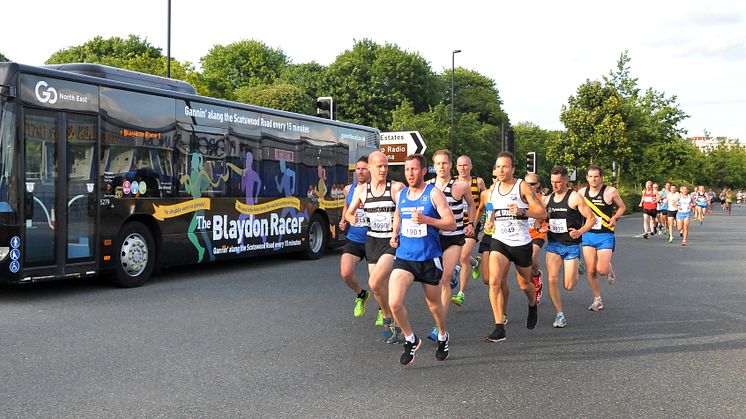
[301, 211, 328, 260]
[111, 218, 158, 287]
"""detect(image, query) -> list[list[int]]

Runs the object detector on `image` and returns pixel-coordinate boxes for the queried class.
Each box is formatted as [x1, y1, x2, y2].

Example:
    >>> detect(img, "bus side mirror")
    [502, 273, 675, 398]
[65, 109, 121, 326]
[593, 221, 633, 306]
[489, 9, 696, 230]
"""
[24, 193, 34, 219]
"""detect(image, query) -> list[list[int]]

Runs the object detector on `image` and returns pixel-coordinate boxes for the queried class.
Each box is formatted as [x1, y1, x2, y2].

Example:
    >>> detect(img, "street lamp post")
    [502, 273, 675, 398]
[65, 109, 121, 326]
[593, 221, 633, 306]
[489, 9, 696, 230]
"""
[451, 49, 461, 155]
[166, 0, 171, 78]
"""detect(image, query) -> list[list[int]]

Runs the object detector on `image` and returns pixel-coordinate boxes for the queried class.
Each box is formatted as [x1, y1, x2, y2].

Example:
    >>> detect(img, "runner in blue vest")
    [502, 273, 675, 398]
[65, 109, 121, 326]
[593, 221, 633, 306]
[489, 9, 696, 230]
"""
[389, 154, 456, 366]
[338, 156, 373, 319]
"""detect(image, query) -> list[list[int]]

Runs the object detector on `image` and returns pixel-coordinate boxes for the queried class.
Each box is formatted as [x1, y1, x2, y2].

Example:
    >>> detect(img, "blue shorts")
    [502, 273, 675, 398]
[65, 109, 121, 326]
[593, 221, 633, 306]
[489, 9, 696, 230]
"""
[676, 211, 692, 221]
[696, 203, 707, 208]
[546, 241, 581, 260]
[582, 232, 615, 251]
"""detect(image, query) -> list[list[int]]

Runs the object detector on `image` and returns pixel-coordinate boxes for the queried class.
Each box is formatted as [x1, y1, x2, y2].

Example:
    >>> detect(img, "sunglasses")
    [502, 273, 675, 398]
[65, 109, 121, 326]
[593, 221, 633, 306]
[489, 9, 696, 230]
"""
[528, 182, 538, 186]
[491, 175, 497, 179]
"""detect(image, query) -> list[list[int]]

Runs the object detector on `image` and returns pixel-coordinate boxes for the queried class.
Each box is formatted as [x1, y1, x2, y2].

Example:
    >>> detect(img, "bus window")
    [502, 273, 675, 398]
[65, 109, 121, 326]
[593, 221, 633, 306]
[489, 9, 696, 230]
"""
[0, 100, 17, 216]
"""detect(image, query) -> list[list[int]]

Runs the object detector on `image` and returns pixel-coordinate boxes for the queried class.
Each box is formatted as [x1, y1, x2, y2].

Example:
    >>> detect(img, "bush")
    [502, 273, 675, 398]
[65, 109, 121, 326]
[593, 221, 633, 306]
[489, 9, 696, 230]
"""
[617, 186, 641, 215]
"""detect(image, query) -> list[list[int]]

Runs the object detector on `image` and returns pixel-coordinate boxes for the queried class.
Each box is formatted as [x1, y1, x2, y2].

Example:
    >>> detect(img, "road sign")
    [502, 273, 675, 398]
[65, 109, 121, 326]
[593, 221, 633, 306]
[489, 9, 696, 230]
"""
[379, 131, 427, 165]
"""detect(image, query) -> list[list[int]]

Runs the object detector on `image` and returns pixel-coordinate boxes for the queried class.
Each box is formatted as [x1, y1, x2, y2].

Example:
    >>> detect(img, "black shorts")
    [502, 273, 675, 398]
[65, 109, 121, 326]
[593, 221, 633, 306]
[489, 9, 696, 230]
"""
[643, 208, 657, 217]
[478, 234, 493, 253]
[489, 238, 533, 268]
[464, 222, 482, 240]
[393, 257, 443, 286]
[439, 234, 465, 251]
[365, 236, 395, 263]
[532, 238, 545, 248]
[667, 210, 678, 218]
[342, 240, 366, 260]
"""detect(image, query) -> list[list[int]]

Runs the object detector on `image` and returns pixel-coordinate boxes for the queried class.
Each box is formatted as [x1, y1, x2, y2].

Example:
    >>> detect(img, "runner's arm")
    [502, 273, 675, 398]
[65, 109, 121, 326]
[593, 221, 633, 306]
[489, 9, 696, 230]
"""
[427, 187, 457, 231]
[390, 194, 401, 249]
[344, 185, 364, 225]
[572, 192, 597, 237]
[521, 181, 547, 220]
[607, 187, 626, 227]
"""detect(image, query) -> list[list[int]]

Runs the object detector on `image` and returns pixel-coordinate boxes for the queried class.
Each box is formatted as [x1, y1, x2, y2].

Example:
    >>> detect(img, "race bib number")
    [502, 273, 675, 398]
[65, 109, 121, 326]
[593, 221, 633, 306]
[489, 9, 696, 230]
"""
[353, 207, 368, 227]
[498, 220, 516, 235]
[369, 213, 392, 231]
[643, 196, 653, 202]
[402, 218, 427, 238]
[549, 218, 568, 233]
[592, 216, 603, 230]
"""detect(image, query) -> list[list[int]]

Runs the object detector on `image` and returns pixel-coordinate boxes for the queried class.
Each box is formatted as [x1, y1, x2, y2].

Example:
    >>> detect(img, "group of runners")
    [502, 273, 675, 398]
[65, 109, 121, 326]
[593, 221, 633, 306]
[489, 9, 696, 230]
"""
[638, 182, 725, 246]
[338, 150, 626, 366]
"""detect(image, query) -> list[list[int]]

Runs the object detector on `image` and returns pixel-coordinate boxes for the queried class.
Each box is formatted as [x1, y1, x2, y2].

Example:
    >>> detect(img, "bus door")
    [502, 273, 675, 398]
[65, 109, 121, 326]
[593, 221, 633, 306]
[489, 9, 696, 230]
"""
[22, 108, 97, 277]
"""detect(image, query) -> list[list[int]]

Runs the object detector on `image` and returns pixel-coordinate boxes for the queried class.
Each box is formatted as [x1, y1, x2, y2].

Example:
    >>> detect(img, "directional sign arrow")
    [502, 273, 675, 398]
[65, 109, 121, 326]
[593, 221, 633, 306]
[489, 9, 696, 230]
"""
[379, 131, 428, 164]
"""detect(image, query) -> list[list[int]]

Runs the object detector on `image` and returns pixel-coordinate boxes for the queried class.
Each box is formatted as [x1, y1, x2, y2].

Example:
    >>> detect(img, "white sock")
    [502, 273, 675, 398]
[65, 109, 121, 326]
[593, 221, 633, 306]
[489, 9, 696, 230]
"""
[557, 311, 564, 317]
[595, 297, 602, 302]
[405, 333, 415, 343]
[438, 332, 447, 341]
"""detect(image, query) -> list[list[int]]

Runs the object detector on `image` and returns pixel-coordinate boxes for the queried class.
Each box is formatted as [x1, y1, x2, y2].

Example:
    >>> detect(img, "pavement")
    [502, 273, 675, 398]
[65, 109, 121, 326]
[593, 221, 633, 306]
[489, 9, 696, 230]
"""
[1, 205, 745, 418]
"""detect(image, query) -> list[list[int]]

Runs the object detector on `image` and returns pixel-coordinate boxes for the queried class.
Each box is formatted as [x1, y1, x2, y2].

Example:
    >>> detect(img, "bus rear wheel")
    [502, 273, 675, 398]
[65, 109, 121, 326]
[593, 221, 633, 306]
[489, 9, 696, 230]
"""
[112, 221, 156, 288]
[301, 213, 327, 260]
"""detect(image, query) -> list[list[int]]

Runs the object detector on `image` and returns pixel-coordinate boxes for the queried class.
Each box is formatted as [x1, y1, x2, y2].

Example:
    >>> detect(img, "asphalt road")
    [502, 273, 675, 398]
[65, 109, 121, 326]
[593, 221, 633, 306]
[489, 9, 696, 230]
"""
[1, 206, 745, 418]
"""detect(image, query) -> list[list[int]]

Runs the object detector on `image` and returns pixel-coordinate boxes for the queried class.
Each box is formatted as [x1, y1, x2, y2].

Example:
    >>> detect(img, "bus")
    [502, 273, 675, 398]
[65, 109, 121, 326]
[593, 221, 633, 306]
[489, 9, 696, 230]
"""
[0, 62, 379, 287]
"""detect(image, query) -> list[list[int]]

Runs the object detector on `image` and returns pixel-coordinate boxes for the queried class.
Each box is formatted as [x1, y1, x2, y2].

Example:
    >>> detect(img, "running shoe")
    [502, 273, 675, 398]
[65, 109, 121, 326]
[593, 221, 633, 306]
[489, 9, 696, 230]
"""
[588, 298, 604, 312]
[607, 263, 616, 285]
[643, 233, 649, 240]
[451, 291, 465, 307]
[400, 335, 421, 366]
[427, 326, 439, 342]
[553, 313, 567, 328]
[533, 271, 543, 304]
[484, 324, 506, 342]
[387, 326, 404, 344]
[374, 308, 384, 326]
[679, 231, 683, 237]
[668, 235, 673, 243]
[382, 318, 394, 341]
[472, 256, 481, 280]
[527, 303, 538, 329]
[450, 265, 461, 290]
[578, 260, 586, 275]
[353, 290, 370, 318]
[503, 314, 508, 324]
[435, 332, 449, 361]
[682, 240, 687, 247]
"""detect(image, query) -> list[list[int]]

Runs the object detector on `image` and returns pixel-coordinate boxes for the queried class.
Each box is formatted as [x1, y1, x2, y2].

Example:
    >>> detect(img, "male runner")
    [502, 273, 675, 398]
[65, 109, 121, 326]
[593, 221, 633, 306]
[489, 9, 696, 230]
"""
[693, 185, 708, 224]
[524, 173, 546, 304]
[427, 150, 475, 340]
[389, 154, 456, 366]
[339, 156, 373, 319]
[706, 188, 716, 215]
[578, 165, 625, 311]
[345, 151, 405, 342]
[725, 188, 733, 215]
[483, 152, 546, 342]
[543, 165, 596, 328]
[638, 181, 658, 239]
[453, 155, 486, 306]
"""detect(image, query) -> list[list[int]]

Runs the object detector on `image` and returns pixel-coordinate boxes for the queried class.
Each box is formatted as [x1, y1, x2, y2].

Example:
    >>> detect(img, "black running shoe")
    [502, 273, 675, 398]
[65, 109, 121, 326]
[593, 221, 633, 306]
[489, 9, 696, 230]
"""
[435, 332, 449, 361]
[484, 324, 506, 342]
[400, 335, 421, 366]
[643, 233, 649, 239]
[527, 303, 538, 330]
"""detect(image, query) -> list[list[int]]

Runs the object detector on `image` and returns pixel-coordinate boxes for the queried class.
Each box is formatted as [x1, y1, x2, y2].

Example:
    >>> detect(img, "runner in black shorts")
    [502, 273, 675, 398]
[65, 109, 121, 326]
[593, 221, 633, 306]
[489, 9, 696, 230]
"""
[456, 155, 487, 304]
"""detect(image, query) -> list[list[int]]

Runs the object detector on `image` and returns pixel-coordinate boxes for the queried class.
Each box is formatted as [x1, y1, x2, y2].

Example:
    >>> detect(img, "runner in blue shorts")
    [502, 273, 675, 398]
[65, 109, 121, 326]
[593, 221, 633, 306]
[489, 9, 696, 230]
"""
[543, 166, 596, 328]
[578, 165, 626, 312]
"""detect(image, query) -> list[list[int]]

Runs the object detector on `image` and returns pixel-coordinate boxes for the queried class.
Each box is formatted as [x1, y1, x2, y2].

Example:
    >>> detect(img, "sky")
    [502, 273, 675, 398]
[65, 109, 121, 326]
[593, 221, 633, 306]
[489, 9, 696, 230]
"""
[3, 1, 745, 140]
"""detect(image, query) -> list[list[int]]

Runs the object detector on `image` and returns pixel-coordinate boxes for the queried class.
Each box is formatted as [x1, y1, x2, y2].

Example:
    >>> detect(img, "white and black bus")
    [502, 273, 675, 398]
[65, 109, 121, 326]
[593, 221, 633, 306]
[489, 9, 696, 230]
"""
[0, 62, 378, 286]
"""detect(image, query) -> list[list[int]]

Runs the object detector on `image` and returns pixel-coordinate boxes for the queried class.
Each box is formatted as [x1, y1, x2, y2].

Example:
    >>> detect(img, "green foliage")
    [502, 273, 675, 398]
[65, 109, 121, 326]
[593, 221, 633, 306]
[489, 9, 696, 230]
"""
[616, 186, 641, 214]
[443, 68, 507, 126]
[279, 62, 327, 103]
[200, 40, 289, 100]
[234, 82, 314, 115]
[47, 35, 162, 64]
[0, 52, 9, 62]
[514, 122, 561, 184]
[324, 39, 440, 128]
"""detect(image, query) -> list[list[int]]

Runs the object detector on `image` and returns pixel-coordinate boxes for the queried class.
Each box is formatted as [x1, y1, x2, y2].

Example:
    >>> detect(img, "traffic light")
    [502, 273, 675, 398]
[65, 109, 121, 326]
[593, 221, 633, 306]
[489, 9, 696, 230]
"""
[526, 151, 537, 174]
[503, 129, 515, 154]
[316, 96, 335, 120]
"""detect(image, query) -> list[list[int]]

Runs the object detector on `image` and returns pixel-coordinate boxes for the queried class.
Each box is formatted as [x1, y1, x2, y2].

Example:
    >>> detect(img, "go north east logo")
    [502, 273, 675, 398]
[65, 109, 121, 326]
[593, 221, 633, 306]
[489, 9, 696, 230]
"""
[35, 81, 58, 104]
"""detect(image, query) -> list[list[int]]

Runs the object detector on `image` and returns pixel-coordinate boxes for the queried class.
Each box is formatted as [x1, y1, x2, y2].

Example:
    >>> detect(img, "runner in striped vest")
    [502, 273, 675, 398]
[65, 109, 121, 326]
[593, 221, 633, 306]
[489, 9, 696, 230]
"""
[454, 155, 487, 306]
[578, 164, 625, 313]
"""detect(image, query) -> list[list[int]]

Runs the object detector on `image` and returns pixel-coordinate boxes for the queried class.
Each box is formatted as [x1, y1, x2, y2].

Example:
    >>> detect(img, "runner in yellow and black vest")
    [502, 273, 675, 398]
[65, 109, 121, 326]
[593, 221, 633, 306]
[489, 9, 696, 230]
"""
[577, 164, 625, 313]
[452, 155, 487, 307]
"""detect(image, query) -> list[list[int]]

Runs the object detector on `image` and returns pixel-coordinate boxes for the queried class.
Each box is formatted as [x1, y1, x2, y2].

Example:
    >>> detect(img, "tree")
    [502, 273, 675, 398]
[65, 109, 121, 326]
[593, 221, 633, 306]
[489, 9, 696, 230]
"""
[324, 39, 441, 128]
[0, 52, 9, 62]
[47, 35, 162, 64]
[443, 67, 508, 126]
[200, 40, 289, 100]
[514, 122, 561, 184]
[279, 62, 327, 103]
[234, 82, 314, 115]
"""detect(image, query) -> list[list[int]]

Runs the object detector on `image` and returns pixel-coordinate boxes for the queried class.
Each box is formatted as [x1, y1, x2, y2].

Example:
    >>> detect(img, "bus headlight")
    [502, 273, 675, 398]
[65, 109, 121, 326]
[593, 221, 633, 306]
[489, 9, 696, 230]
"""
[0, 246, 9, 262]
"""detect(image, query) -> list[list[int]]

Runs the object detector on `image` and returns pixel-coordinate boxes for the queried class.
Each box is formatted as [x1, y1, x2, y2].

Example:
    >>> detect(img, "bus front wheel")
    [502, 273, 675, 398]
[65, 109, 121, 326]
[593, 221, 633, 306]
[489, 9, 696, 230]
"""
[112, 221, 156, 288]
[301, 213, 327, 260]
